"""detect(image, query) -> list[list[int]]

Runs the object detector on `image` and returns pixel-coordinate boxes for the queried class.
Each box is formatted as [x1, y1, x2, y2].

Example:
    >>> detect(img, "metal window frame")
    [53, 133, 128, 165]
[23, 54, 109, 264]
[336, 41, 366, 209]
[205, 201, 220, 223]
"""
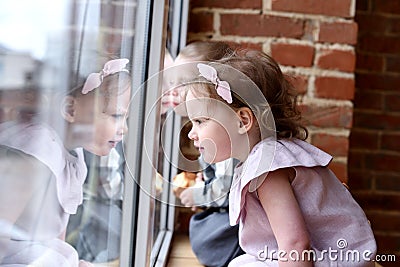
[119, 0, 154, 266]
[120, 0, 188, 266]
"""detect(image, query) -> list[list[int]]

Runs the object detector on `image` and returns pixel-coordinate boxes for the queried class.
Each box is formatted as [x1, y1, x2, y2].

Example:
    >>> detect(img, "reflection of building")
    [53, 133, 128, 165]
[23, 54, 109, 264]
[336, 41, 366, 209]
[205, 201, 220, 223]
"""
[0, 48, 39, 90]
[0, 48, 41, 123]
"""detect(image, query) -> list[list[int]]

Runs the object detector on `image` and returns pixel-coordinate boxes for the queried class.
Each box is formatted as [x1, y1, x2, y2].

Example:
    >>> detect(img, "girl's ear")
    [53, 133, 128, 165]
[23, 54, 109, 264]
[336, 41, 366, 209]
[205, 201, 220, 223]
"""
[61, 95, 76, 123]
[236, 107, 254, 134]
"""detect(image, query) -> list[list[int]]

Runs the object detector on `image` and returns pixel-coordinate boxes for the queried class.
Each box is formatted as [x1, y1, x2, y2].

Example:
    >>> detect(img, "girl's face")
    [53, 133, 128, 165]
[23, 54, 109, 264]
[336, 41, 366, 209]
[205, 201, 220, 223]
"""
[161, 51, 177, 114]
[161, 56, 198, 115]
[72, 88, 131, 156]
[186, 90, 240, 164]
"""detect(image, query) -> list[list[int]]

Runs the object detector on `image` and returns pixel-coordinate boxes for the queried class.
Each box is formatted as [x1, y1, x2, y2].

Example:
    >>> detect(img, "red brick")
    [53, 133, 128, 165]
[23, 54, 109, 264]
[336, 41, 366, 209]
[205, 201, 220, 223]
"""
[375, 173, 400, 191]
[367, 212, 400, 232]
[190, 0, 262, 9]
[355, 53, 384, 72]
[220, 14, 304, 38]
[312, 133, 349, 156]
[358, 35, 400, 54]
[355, 0, 369, 12]
[271, 43, 315, 67]
[373, 233, 400, 254]
[390, 18, 400, 34]
[365, 153, 400, 172]
[355, 13, 389, 34]
[299, 104, 353, 128]
[381, 132, 400, 152]
[272, 0, 353, 18]
[353, 90, 384, 111]
[385, 93, 400, 112]
[286, 74, 308, 95]
[386, 56, 400, 73]
[353, 111, 400, 130]
[348, 150, 365, 169]
[372, 255, 400, 267]
[328, 161, 347, 183]
[353, 0, 400, 257]
[348, 170, 373, 190]
[355, 72, 400, 91]
[317, 49, 355, 72]
[349, 129, 379, 150]
[319, 21, 358, 45]
[188, 11, 214, 33]
[372, 235, 400, 267]
[314, 76, 355, 100]
[353, 192, 400, 211]
[374, 1, 400, 15]
[226, 41, 263, 51]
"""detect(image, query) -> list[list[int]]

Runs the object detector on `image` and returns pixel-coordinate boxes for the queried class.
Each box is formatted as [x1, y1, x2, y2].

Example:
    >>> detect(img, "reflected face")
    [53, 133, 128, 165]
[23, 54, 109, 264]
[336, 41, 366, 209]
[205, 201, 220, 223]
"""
[161, 85, 181, 114]
[186, 90, 239, 164]
[161, 50, 177, 114]
[161, 56, 198, 115]
[73, 88, 131, 156]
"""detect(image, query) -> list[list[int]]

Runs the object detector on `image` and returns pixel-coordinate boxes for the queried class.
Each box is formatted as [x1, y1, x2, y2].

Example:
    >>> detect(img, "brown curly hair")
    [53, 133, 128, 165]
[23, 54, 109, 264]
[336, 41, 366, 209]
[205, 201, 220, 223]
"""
[178, 41, 234, 61]
[189, 48, 308, 140]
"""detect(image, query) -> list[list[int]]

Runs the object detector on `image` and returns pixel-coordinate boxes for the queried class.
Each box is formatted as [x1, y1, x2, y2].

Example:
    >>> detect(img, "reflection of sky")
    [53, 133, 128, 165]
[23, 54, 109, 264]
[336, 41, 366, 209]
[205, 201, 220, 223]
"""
[0, 0, 67, 59]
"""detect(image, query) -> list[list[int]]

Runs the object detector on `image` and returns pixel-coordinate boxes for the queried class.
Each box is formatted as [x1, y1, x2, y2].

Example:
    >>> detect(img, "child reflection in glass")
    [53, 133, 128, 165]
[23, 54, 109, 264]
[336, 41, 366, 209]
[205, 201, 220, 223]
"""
[0, 58, 131, 267]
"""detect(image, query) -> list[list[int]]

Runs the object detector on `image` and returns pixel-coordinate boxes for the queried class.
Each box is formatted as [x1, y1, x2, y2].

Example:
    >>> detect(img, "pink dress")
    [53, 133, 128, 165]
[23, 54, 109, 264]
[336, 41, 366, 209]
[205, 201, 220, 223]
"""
[229, 138, 377, 267]
[0, 122, 87, 266]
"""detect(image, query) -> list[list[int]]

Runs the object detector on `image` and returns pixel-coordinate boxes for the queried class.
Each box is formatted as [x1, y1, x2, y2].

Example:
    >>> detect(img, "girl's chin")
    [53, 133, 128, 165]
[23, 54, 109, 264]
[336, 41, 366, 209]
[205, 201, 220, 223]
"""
[202, 154, 217, 164]
[203, 153, 231, 164]
[84, 146, 111, 157]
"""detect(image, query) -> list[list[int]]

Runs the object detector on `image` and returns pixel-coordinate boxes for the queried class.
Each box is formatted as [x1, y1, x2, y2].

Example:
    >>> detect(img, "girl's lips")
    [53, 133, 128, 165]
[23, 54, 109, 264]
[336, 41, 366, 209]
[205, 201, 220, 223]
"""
[161, 101, 180, 107]
[109, 140, 121, 148]
[193, 144, 204, 153]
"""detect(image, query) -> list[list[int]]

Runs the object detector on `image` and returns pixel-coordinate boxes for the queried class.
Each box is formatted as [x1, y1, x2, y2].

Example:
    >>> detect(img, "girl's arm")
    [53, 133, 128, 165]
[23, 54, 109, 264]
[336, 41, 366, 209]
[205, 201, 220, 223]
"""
[257, 168, 313, 267]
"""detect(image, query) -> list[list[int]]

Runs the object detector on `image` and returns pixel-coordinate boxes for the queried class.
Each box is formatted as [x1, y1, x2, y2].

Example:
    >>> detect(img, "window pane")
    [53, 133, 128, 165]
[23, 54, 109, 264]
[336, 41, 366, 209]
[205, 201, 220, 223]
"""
[0, 0, 138, 266]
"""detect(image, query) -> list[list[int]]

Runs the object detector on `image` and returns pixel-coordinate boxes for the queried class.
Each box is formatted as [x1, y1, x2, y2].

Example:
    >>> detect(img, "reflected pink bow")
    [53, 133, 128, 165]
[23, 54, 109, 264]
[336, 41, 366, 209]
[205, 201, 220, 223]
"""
[197, 63, 232, 104]
[82, 58, 129, 94]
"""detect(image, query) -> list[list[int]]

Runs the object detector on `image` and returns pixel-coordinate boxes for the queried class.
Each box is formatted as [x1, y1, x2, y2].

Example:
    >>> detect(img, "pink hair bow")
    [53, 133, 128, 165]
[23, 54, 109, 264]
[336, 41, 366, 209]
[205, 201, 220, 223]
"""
[197, 63, 232, 104]
[82, 58, 129, 94]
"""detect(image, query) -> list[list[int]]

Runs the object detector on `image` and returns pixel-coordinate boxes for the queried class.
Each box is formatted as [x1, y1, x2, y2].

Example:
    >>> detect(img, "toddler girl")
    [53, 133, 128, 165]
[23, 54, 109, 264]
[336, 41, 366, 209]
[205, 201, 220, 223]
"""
[0, 58, 131, 267]
[164, 41, 244, 267]
[184, 49, 376, 266]
[170, 41, 235, 206]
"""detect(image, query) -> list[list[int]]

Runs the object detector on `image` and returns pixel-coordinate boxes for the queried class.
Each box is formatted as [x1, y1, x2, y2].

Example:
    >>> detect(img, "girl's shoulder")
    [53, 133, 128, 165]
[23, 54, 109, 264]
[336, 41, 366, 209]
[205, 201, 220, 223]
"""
[0, 121, 87, 214]
[274, 138, 332, 168]
[230, 138, 333, 225]
[237, 138, 332, 183]
[0, 121, 64, 168]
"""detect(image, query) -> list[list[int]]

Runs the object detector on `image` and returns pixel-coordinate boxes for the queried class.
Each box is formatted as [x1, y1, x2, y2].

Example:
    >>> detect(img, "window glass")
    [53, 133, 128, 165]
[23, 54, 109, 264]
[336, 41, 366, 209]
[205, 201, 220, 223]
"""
[0, 0, 139, 266]
[126, 1, 190, 266]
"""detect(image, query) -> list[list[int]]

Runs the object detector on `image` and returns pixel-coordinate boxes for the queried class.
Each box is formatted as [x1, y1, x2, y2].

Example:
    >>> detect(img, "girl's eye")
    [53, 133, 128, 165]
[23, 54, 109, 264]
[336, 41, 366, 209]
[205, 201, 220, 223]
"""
[192, 118, 209, 125]
[112, 114, 125, 119]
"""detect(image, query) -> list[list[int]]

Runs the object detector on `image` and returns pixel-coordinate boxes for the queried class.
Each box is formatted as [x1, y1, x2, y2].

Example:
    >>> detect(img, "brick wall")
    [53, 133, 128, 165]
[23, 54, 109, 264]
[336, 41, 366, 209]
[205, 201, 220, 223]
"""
[187, 0, 358, 182]
[349, 0, 400, 265]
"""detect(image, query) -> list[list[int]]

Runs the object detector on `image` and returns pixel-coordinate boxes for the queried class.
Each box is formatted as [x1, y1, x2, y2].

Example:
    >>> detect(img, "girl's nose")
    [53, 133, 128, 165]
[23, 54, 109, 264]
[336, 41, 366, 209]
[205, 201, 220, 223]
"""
[171, 89, 179, 96]
[118, 119, 128, 135]
[187, 127, 197, 141]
